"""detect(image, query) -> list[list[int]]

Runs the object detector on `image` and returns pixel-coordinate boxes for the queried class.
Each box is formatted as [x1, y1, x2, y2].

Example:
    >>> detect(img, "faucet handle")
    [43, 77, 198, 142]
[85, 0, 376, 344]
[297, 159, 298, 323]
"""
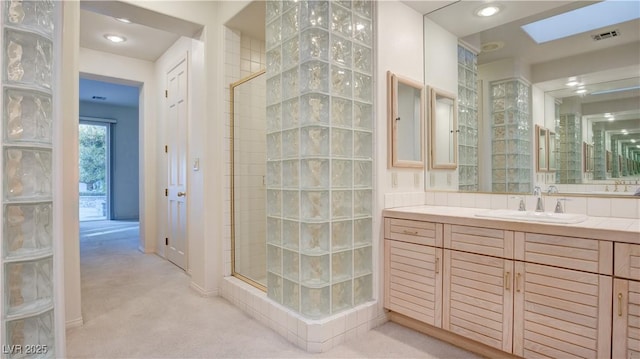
[554, 198, 569, 213]
[511, 196, 526, 211]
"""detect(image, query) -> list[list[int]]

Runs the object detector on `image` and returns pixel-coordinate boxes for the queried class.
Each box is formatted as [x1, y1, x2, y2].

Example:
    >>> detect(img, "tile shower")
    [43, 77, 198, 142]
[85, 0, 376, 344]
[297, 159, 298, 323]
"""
[264, 0, 373, 319]
[1, 0, 57, 356]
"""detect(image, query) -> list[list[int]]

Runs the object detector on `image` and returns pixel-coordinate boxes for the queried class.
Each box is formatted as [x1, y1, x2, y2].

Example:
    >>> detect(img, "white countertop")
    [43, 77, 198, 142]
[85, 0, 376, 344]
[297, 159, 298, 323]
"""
[383, 205, 640, 244]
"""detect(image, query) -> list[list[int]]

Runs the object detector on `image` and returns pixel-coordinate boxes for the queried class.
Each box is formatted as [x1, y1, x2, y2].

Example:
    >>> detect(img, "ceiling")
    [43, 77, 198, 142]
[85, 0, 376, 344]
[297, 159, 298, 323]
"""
[78, 1, 201, 108]
[79, 78, 139, 108]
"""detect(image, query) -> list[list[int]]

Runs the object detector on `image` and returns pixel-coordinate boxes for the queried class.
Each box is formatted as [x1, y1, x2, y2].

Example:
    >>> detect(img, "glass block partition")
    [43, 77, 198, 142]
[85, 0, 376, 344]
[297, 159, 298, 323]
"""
[1, 0, 57, 356]
[556, 113, 582, 184]
[457, 45, 478, 191]
[265, 0, 373, 319]
[592, 124, 606, 180]
[490, 78, 531, 193]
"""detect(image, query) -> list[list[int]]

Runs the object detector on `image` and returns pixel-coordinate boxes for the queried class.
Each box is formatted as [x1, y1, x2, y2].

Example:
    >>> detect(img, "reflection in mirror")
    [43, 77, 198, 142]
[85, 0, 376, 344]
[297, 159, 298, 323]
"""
[388, 71, 425, 168]
[536, 125, 548, 172]
[429, 87, 458, 169]
[421, 0, 640, 196]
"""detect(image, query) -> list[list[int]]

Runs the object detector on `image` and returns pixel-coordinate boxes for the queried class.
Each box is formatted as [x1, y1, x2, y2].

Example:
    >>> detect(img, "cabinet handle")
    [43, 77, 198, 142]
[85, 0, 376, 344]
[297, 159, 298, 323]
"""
[402, 229, 418, 235]
[618, 293, 623, 317]
[516, 273, 521, 292]
[505, 271, 511, 291]
[435, 257, 440, 274]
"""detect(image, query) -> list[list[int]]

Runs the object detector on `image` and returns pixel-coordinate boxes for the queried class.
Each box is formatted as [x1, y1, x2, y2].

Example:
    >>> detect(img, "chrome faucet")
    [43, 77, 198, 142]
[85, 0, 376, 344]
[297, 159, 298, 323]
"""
[554, 198, 566, 213]
[533, 186, 544, 212]
[511, 196, 526, 211]
[547, 185, 558, 194]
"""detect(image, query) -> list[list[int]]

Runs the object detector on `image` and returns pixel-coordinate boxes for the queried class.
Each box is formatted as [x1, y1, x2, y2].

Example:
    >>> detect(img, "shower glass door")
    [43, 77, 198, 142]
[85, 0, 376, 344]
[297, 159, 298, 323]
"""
[231, 70, 267, 289]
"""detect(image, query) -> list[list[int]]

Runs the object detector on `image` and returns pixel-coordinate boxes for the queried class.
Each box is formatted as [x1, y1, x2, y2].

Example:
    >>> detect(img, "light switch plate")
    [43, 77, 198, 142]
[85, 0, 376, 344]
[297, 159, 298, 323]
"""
[193, 158, 200, 171]
[392, 172, 398, 188]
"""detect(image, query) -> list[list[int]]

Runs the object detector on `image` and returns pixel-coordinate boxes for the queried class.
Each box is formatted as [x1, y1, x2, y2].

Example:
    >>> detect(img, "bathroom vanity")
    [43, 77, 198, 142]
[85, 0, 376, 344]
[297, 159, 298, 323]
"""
[383, 206, 639, 359]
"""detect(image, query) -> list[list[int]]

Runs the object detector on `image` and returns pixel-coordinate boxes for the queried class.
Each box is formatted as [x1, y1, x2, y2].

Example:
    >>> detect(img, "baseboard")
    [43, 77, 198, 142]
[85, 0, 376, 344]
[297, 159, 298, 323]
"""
[389, 312, 520, 359]
[190, 281, 218, 297]
[65, 317, 84, 329]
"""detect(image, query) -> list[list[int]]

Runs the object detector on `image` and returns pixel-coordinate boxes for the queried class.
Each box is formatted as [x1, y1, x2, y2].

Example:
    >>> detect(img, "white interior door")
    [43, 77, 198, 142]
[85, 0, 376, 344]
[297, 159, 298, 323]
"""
[166, 57, 188, 270]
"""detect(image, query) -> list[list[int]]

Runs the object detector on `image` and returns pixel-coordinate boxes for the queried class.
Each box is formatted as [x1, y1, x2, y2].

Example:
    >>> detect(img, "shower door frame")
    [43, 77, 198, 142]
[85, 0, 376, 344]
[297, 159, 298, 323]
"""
[230, 69, 267, 291]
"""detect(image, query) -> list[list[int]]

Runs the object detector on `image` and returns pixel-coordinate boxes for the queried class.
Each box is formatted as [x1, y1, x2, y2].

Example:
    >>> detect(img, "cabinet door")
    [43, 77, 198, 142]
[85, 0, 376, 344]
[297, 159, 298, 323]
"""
[513, 262, 612, 359]
[613, 279, 640, 359]
[615, 243, 640, 280]
[443, 249, 513, 352]
[384, 240, 442, 327]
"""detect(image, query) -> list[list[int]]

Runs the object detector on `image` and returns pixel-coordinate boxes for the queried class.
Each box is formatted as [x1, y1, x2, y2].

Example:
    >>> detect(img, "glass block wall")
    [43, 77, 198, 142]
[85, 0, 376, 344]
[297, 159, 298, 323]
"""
[1, 0, 57, 356]
[457, 45, 478, 191]
[556, 113, 582, 184]
[592, 124, 606, 180]
[611, 137, 620, 178]
[490, 78, 531, 193]
[265, 0, 373, 319]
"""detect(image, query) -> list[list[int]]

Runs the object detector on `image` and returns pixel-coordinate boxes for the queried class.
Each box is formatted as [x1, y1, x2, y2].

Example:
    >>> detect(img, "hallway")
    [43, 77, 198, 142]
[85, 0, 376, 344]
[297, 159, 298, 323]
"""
[66, 221, 477, 358]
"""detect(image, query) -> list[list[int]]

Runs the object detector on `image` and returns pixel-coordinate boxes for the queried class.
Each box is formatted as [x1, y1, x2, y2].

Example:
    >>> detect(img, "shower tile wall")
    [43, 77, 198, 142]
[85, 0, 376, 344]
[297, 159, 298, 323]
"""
[224, 29, 266, 279]
[490, 78, 532, 193]
[265, 0, 374, 319]
[457, 45, 478, 191]
[1, 0, 57, 355]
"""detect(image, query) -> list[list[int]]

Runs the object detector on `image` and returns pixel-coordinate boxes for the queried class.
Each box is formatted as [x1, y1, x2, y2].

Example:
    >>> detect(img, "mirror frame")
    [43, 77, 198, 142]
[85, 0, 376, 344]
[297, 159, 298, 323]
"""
[428, 86, 458, 170]
[548, 130, 556, 171]
[387, 71, 425, 169]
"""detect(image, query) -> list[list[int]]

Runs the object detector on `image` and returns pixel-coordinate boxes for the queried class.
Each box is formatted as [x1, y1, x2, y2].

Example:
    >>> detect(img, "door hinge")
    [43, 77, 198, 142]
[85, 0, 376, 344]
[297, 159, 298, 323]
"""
[165, 188, 168, 196]
[165, 145, 168, 153]
[165, 237, 168, 246]
[165, 90, 168, 98]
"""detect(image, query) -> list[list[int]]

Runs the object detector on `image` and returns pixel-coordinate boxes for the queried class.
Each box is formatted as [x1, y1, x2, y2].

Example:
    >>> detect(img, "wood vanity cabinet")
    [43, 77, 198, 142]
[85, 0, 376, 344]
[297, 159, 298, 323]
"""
[613, 243, 640, 359]
[384, 217, 617, 359]
[384, 218, 443, 327]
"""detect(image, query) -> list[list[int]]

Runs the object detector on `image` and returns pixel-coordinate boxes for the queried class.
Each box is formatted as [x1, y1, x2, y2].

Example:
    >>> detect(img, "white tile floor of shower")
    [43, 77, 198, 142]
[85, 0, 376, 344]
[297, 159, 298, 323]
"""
[66, 220, 479, 358]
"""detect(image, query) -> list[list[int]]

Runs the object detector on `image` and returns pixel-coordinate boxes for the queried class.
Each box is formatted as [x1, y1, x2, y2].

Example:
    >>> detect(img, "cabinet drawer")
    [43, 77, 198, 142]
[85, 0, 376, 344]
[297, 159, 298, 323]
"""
[385, 218, 442, 247]
[517, 233, 612, 275]
[384, 240, 442, 327]
[615, 243, 640, 280]
[445, 224, 513, 258]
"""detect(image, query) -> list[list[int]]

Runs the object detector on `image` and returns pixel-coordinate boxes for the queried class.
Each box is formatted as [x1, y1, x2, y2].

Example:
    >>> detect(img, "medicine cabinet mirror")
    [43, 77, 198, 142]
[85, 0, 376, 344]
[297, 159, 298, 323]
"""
[536, 125, 548, 172]
[429, 86, 458, 169]
[387, 71, 425, 168]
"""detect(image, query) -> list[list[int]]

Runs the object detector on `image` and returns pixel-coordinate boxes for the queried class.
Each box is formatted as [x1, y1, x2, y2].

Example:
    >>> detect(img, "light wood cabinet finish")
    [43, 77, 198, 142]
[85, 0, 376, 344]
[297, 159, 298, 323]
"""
[384, 218, 442, 247]
[515, 232, 613, 275]
[615, 243, 640, 280]
[442, 249, 514, 352]
[445, 224, 514, 258]
[384, 239, 443, 327]
[513, 262, 612, 359]
[613, 278, 640, 359]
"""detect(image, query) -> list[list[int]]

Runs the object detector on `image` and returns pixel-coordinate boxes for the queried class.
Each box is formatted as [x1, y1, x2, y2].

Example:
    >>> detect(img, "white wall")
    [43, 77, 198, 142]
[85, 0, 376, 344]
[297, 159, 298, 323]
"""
[377, 0, 425, 203]
[79, 101, 140, 219]
[424, 18, 458, 190]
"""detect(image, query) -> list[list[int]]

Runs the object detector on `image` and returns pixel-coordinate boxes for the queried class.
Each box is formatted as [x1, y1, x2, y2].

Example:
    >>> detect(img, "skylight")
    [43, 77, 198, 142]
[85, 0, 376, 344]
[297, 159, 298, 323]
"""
[521, 0, 640, 44]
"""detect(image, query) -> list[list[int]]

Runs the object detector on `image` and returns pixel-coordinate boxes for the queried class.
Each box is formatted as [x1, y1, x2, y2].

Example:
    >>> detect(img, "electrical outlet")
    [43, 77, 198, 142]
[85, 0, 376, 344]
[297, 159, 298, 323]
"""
[392, 172, 398, 188]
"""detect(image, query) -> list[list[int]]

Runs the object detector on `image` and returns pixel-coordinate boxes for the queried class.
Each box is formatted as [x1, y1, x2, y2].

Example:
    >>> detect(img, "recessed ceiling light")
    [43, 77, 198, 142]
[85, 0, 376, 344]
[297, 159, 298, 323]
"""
[115, 17, 131, 23]
[481, 41, 504, 52]
[566, 81, 579, 87]
[632, 139, 637, 143]
[476, 4, 502, 17]
[575, 88, 587, 94]
[608, 117, 615, 121]
[104, 34, 126, 43]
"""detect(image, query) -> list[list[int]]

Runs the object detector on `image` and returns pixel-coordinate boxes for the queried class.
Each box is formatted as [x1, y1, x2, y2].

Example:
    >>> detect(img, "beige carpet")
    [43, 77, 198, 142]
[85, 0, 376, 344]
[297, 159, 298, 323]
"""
[66, 220, 480, 358]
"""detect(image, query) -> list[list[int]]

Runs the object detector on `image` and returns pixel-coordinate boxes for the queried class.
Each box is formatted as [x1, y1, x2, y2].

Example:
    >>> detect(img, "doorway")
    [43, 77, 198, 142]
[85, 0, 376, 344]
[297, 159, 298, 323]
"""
[78, 121, 111, 221]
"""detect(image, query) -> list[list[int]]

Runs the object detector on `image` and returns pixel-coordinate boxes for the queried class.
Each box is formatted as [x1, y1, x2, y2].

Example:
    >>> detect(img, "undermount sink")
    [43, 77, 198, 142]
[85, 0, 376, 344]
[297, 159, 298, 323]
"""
[475, 209, 588, 224]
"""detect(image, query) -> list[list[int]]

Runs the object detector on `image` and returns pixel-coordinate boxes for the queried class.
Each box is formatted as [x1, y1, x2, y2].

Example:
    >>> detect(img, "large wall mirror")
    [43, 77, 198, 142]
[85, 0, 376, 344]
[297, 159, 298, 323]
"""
[429, 86, 458, 169]
[420, 1, 640, 196]
[387, 71, 425, 168]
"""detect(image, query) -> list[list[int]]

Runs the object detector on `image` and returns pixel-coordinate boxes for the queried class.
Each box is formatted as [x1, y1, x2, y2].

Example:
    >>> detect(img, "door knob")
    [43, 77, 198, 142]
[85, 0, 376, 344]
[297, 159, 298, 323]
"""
[177, 191, 186, 197]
